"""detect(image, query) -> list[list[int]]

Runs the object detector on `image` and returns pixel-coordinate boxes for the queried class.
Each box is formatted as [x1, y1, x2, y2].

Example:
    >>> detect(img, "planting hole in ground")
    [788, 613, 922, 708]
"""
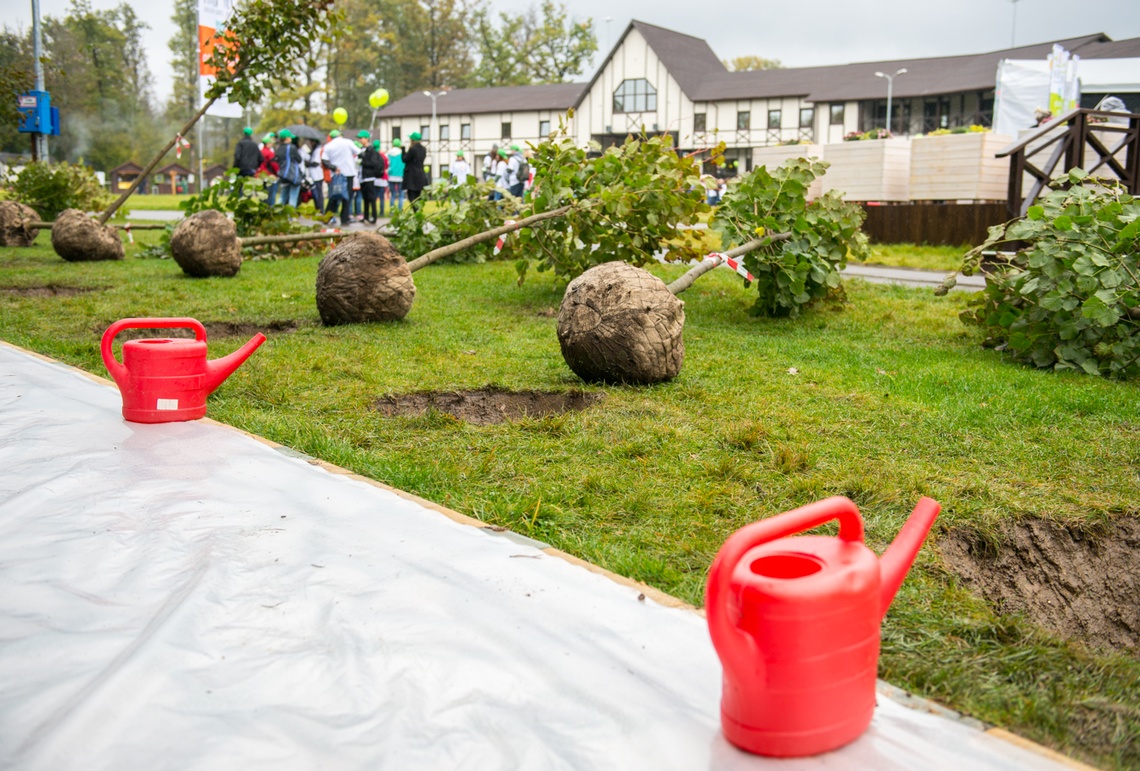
[3, 285, 103, 297]
[97, 320, 303, 340]
[374, 389, 604, 425]
[940, 517, 1140, 652]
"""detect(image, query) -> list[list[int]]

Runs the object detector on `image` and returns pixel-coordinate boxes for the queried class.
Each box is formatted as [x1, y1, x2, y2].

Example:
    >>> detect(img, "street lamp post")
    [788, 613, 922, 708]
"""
[874, 68, 907, 135]
[422, 90, 446, 182]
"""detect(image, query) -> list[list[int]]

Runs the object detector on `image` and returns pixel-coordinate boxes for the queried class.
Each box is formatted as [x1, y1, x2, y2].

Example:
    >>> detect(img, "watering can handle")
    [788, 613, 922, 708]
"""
[100, 318, 208, 387]
[706, 497, 864, 679]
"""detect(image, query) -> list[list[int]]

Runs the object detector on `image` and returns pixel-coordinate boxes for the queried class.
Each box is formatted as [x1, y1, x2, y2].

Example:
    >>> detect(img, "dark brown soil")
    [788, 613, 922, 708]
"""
[2, 284, 102, 297]
[374, 388, 604, 425]
[940, 517, 1140, 652]
[97, 320, 302, 341]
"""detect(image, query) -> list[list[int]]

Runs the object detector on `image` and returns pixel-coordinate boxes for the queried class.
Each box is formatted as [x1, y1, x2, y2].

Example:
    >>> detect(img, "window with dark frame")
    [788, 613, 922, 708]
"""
[539, 119, 551, 136]
[799, 107, 814, 129]
[392, 126, 401, 141]
[737, 111, 751, 130]
[612, 78, 657, 113]
[461, 123, 471, 139]
[767, 109, 781, 129]
[694, 113, 706, 131]
[420, 125, 430, 140]
[439, 125, 450, 141]
[501, 122, 511, 139]
[830, 104, 844, 125]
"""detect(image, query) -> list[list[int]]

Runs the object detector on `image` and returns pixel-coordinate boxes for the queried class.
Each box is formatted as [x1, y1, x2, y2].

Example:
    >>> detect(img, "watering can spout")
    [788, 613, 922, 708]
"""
[878, 496, 940, 619]
[204, 333, 266, 394]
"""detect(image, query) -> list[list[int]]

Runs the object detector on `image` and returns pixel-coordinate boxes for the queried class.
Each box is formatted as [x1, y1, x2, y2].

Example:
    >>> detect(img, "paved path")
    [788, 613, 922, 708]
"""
[843, 263, 983, 291]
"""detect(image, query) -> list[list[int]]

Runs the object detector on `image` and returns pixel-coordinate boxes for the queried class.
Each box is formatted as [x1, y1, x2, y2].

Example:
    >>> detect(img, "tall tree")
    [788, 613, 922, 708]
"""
[0, 27, 35, 155]
[724, 55, 782, 72]
[471, 1, 595, 88]
[166, 0, 199, 122]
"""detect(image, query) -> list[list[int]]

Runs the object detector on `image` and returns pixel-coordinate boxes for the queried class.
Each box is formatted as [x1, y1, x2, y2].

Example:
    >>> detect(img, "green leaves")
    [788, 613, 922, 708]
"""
[2, 161, 112, 221]
[388, 180, 523, 263]
[519, 128, 711, 281]
[959, 177, 1140, 379]
[711, 157, 870, 317]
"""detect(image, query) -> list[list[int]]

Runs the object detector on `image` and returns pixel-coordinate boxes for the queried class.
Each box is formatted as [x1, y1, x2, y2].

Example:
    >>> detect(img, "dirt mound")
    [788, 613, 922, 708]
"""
[0, 201, 41, 247]
[374, 388, 604, 425]
[940, 517, 1140, 652]
[51, 209, 124, 262]
[2, 285, 101, 297]
[98, 320, 300, 341]
[170, 210, 242, 277]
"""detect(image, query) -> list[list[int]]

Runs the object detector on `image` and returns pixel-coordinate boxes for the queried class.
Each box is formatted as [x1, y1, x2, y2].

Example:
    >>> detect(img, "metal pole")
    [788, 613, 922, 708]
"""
[886, 80, 893, 134]
[31, 0, 48, 160]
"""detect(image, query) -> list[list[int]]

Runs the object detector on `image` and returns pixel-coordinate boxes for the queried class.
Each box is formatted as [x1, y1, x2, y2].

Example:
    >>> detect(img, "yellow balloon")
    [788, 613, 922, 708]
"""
[333, 108, 348, 125]
[369, 89, 389, 109]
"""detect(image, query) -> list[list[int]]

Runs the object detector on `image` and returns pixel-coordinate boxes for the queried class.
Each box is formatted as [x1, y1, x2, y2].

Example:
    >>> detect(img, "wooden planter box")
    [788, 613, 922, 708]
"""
[820, 139, 911, 202]
[752, 144, 824, 197]
[909, 133, 1012, 201]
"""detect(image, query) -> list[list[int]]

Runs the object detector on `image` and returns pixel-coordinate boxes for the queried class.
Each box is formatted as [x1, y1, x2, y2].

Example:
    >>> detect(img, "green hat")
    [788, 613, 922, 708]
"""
[243, 127, 253, 136]
[372, 140, 381, 149]
[278, 129, 294, 140]
[262, 134, 275, 143]
[357, 130, 370, 139]
[329, 130, 340, 138]
[392, 138, 402, 148]
[510, 144, 520, 152]
[497, 148, 509, 158]
[456, 151, 464, 158]
[409, 131, 422, 141]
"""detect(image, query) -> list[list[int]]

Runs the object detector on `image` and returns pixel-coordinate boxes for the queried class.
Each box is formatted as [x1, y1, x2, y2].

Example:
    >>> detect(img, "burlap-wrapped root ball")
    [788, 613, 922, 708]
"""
[557, 261, 685, 384]
[170, 210, 242, 277]
[50, 208, 124, 262]
[0, 201, 41, 247]
[315, 232, 416, 324]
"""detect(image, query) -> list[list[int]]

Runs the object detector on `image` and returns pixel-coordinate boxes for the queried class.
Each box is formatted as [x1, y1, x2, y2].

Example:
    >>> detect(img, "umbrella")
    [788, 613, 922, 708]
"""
[283, 124, 325, 142]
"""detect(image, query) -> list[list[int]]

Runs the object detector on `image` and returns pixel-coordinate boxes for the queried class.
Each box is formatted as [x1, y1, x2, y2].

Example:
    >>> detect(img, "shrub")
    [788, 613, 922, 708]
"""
[712, 157, 871, 317]
[946, 170, 1140, 378]
[387, 179, 523, 263]
[2, 161, 112, 220]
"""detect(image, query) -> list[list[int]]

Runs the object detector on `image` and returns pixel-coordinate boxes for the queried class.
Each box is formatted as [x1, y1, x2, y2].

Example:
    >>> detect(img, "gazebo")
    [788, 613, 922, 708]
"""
[109, 161, 144, 193]
[153, 162, 192, 195]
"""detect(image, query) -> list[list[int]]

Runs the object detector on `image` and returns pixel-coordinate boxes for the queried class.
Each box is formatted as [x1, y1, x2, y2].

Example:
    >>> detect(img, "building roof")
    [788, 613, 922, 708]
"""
[155, 162, 192, 175]
[630, 21, 726, 96]
[691, 34, 1111, 103]
[109, 161, 144, 173]
[1078, 36, 1140, 59]
[376, 82, 587, 119]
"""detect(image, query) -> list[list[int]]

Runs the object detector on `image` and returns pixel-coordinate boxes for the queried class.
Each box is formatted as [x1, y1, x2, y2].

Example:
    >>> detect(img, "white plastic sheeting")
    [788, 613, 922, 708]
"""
[0, 343, 1074, 770]
[994, 57, 1140, 137]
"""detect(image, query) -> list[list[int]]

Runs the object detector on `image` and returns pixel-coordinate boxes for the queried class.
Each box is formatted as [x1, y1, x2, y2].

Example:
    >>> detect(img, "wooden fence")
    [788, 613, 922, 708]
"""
[859, 202, 1009, 246]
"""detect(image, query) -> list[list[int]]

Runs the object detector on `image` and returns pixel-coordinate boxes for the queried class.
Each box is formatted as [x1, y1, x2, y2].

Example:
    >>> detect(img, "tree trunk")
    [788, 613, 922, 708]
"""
[666, 232, 790, 295]
[406, 205, 572, 272]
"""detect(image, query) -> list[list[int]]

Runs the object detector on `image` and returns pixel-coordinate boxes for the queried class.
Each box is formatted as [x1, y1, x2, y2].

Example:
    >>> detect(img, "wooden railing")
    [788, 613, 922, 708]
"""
[997, 107, 1140, 218]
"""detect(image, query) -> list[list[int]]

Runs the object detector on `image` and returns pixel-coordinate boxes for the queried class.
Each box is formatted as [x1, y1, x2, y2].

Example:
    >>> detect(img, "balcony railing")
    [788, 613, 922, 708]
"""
[997, 107, 1140, 218]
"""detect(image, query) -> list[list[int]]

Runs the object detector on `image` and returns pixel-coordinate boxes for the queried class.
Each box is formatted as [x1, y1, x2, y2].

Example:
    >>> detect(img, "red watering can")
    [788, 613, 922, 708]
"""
[706, 495, 940, 757]
[101, 317, 266, 423]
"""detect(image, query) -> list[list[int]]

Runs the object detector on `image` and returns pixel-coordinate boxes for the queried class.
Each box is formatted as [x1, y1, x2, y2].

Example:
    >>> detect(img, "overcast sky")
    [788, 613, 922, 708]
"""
[4, 0, 1139, 103]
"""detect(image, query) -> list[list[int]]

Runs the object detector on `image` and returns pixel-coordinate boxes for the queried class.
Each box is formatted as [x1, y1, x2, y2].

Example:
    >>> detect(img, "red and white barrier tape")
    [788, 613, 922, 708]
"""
[707, 252, 754, 281]
[174, 134, 191, 160]
[493, 220, 517, 255]
[124, 222, 133, 243]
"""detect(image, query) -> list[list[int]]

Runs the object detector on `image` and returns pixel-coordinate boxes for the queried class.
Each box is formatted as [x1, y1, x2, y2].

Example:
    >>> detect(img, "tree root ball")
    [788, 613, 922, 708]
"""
[315, 232, 416, 324]
[170, 210, 242, 277]
[0, 201, 41, 247]
[557, 261, 685, 384]
[50, 208, 124, 262]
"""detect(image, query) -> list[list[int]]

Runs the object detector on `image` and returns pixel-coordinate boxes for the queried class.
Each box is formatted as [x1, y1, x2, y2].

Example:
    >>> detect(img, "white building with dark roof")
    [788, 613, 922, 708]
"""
[373, 20, 1140, 181]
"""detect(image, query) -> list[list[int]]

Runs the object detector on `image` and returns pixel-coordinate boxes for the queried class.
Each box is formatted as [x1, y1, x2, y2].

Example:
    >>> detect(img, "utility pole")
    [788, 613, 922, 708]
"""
[874, 68, 907, 134]
[31, 0, 49, 161]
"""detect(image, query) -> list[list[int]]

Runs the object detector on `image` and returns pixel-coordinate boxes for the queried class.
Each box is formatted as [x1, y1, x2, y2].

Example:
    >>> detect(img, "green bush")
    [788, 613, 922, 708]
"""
[387, 179, 523, 263]
[712, 158, 870, 317]
[949, 170, 1140, 378]
[2, 161, 112, 220]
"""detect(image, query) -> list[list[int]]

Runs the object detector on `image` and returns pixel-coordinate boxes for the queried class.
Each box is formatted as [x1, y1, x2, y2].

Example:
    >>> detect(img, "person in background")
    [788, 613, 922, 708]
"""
[449, 150, 471, 183]
[321, 128, 359, 227]
[492, 147, 510, 201]
[259, 133, 278, 205]
[351, 131, 370, 221]
[374, 140, 389, 217]
[301, 138, 325, 213]
[482, 143, 499, 182]
[387, 139, 405, 212]
[233, 127, 261, 177]
[358, 136, 387, 225]
[403, 131, 427, 206]
[273, 129, 304, 209]
[506, 144, 525, 198]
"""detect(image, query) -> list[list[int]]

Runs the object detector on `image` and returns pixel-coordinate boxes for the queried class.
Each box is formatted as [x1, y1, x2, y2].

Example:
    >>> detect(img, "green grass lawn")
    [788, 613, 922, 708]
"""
[114, 193, 192, 211]
[2, 231, 1137, 768]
